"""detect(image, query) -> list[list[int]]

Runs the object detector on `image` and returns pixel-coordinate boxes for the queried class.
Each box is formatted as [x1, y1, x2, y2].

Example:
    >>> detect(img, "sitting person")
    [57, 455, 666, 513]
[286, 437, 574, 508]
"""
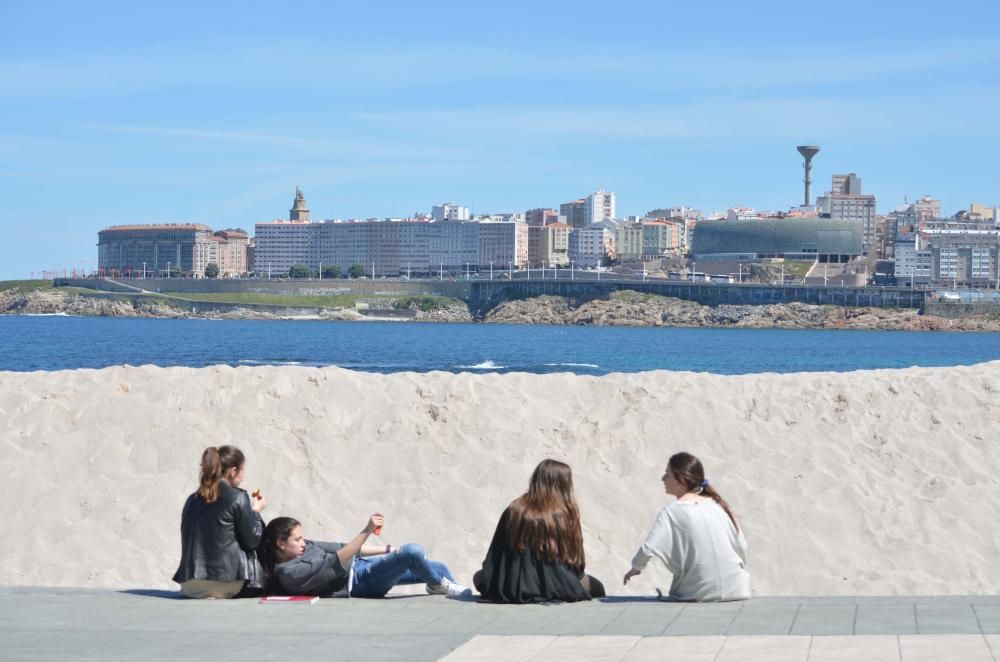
[475, 459, 605, 603]
[259, 515, 471, 598]
[172, 445, 267, 598]
[624, 451, 750, 601]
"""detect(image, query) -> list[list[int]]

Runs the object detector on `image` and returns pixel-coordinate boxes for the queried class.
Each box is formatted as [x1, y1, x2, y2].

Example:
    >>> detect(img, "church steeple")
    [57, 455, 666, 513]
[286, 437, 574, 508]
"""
[290, 186, 310, 222]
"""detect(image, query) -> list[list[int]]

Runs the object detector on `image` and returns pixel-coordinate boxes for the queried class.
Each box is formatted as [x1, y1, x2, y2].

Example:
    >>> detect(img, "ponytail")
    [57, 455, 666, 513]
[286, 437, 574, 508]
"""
[196, 445, 245, 504]
[701, 484, 740, 533]
[197, 447, 223, 503]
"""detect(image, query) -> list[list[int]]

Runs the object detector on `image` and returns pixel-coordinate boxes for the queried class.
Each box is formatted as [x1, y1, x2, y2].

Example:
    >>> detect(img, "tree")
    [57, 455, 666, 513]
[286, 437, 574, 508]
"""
[204, 263, 219, 278]
[348, 263, 365, 279]
[289, 263, 311, 279]
[322, 265, 342, 279]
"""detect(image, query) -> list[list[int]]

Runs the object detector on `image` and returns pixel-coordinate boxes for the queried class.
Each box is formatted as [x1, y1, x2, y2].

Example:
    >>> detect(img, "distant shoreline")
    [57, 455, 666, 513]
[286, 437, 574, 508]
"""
[3, 285, 1000, 331]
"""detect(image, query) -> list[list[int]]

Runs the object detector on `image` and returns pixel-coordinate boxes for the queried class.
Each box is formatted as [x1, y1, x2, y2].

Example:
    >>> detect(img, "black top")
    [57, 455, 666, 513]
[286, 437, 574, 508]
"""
[172, 480, 264, 586]
[475, 507, 593, 604]
[274, 541, 348, 596]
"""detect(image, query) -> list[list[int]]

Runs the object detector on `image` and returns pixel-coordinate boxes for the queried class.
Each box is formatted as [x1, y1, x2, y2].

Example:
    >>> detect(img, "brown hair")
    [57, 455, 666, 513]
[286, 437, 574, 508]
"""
[668, 452, 740, 531]
[197, 445, 245, 503]
[506, 459, 586, 571]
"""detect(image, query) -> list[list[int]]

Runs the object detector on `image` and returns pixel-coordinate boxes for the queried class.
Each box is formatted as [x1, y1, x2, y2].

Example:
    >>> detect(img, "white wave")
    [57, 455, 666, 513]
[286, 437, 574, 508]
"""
[455, 360, 507, 370]
[23, 312, 70, 317]
[544, 362, 600, 368]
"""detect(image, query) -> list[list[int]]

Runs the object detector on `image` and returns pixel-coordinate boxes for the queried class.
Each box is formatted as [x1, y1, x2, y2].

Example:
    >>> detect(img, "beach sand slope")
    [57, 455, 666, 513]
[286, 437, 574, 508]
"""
[1, 362, 998, 596]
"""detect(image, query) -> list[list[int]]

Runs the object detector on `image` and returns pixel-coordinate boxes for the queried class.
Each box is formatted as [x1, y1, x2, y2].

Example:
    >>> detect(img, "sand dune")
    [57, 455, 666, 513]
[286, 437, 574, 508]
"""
[1, 362, 998, 596]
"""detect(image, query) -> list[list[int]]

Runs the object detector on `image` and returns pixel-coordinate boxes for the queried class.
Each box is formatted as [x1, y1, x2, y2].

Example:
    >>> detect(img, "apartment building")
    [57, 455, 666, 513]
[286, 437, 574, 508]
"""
[528, 223, 570, 267]
[569, 228, 616, 268]
[479, 221, 528, 270]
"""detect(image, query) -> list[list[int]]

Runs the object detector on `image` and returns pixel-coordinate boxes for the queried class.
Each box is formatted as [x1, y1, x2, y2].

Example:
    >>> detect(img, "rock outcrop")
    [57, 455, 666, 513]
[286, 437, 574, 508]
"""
[483, 291, 1000, 331]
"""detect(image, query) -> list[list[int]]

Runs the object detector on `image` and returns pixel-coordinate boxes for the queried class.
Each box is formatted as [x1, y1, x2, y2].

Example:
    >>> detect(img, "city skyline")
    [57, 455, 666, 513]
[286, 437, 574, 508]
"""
[2, 0, 999, 279]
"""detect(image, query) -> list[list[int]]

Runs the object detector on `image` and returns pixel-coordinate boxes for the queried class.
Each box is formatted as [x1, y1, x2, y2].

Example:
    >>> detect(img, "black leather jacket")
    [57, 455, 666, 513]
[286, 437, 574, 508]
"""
[172, 480, 264, 586]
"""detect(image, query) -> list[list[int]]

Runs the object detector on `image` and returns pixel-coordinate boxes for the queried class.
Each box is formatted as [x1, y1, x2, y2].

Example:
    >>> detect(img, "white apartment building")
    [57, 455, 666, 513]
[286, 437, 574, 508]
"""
[893, 234, 931, 283]
[569, 228, 616, 268]
[253, 220, 317, 275]
[431, 203, 471, 222]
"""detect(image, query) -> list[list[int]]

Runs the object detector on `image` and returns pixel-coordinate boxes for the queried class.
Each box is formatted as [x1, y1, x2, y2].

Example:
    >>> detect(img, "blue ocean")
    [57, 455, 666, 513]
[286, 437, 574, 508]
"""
[2, 316, 999, 374]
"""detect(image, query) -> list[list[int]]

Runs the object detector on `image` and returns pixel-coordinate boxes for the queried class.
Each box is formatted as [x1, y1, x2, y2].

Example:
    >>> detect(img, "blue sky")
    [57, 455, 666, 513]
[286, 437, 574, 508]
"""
[1, 0, 998, 278]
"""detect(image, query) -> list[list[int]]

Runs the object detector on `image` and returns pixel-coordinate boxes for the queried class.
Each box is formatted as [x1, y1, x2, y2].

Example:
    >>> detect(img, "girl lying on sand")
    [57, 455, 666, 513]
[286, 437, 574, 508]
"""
[625, 452, 750, 601]
[474, 459, 606, 603]
[259, 515, 471, 598]
[173, 446, 267, 599]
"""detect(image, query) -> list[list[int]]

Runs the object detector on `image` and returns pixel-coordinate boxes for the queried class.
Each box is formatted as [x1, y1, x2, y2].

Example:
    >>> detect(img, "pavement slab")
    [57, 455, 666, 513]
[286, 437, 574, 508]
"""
[4, 588, 1000, 660]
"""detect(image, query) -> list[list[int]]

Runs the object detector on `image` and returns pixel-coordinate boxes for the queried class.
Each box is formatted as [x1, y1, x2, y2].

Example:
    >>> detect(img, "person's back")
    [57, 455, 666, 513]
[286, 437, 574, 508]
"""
[625, 451, 750, 602]
[643, 500, 749, 601]
[475, 459, 605, 603]
[174, 480, 261, 584]
[172, 446, 266, 598]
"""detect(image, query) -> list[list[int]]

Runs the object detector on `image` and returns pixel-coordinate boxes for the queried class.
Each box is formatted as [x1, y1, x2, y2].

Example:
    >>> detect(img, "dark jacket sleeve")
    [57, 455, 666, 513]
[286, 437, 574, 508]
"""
[232, 489, 264, 551]
[275, 542, 348, 596]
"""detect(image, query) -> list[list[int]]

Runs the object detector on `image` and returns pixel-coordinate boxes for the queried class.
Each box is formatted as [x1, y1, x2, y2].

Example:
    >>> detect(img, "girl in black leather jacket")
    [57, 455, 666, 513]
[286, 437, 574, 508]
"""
[172, 446, 267, 598]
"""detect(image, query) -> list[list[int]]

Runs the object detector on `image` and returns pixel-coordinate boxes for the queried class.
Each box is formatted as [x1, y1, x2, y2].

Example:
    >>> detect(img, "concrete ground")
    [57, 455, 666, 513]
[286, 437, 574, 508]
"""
[3, 587, 1000, 661]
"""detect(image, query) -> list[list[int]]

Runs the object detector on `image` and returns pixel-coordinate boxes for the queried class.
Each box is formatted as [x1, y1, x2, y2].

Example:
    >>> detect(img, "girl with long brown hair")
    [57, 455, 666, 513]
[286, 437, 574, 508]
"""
[475, 459, 605, 603]
[624, 452, 750, 601]
[172, 446, 267, 598]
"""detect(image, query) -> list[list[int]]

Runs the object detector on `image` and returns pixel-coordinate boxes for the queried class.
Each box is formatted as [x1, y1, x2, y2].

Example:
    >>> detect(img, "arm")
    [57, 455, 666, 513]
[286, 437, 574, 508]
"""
[234, 490, 264, 550]
[360, 544, 393, 557]
[624, 509, 674, 584]
[334, 514, 383, 567]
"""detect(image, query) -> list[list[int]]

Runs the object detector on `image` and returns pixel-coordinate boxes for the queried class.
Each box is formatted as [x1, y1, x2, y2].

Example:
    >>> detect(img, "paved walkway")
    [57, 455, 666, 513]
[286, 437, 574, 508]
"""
[3, 587, 1000, 661]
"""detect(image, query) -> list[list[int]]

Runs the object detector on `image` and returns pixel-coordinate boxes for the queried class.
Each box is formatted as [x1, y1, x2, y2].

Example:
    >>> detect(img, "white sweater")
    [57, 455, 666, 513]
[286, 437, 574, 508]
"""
[631, 500, 750, 601]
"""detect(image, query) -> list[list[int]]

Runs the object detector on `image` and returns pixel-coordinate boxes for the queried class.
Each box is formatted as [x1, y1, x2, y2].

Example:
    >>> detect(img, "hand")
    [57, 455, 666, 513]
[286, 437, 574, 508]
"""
[365, 513, 385, 534]
[250, 490, 267, 513]
[623, 568, 641, 585]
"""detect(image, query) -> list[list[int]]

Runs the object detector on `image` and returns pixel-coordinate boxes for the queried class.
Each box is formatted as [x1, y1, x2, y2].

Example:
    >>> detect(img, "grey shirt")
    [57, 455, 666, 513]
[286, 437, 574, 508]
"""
[274, 541, 349, 596]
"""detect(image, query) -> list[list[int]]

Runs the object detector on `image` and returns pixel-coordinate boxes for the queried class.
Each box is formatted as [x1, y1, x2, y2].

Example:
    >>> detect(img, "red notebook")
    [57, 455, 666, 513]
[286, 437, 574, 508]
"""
[260, 595, 319, 604]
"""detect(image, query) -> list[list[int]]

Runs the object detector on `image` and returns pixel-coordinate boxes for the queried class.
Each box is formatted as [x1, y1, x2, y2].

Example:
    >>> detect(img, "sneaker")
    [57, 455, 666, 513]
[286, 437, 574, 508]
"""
[426, 578, 472, 598]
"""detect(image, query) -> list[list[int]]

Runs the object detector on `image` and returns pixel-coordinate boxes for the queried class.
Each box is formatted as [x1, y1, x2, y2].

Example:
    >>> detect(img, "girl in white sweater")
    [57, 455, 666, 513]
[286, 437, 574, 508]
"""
[624, 452, 750, 602]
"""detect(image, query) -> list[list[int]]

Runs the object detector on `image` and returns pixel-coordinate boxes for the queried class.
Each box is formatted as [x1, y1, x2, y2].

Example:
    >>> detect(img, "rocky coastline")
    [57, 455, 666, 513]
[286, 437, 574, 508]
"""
[2, 286, 998, 331]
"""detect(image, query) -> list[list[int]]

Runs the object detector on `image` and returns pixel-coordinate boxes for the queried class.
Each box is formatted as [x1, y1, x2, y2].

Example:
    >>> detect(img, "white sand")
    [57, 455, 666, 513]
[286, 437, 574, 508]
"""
[1, 362, 998, 596]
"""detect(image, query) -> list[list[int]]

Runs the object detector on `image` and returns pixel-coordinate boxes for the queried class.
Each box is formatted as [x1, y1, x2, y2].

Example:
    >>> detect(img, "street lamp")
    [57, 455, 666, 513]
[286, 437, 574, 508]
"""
[490, 262, 494, 281]
[142, 262, 146, 280]
[167, 261, 171, 278]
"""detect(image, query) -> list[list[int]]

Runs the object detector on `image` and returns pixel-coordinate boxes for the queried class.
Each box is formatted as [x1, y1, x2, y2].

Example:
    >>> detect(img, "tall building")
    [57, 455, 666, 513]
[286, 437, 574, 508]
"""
[289, 187, 311, 222]
[559, 198, 589, 229]
[431, 203, 470, 222]
[560, 190, 616, 229]
[819, 174, 877, 256]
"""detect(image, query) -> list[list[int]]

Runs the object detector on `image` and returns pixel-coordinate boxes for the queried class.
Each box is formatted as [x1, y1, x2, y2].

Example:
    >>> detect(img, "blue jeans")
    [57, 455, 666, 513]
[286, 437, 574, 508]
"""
[351, 543, 455, 598]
